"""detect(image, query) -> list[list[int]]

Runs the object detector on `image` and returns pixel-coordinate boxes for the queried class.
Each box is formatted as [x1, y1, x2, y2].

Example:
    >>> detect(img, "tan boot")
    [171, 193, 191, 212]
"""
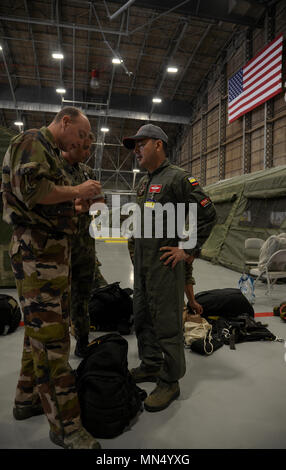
[49, 427, 101, 449]
[144, 380, 180, 412]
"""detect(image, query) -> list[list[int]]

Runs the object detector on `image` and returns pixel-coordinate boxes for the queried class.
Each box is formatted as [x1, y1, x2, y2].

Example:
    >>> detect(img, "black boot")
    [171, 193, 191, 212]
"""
[75, 335, 89, 358]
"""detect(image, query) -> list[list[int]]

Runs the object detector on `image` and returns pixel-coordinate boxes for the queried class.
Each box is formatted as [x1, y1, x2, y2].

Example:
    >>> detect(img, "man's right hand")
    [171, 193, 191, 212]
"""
[76, 180, 102, 200]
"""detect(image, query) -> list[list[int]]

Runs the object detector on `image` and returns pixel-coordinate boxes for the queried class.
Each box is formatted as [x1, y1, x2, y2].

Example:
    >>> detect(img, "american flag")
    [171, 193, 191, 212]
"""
[228, 33, 283, 123]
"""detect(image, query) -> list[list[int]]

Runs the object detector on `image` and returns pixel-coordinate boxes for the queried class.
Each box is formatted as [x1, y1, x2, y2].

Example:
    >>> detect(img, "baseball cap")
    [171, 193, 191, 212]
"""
[123, 124, 168, 150]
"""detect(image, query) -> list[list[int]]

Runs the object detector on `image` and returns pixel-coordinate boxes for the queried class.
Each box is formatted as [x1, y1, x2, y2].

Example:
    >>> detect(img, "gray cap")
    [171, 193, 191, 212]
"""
[123, 124, 168, 149]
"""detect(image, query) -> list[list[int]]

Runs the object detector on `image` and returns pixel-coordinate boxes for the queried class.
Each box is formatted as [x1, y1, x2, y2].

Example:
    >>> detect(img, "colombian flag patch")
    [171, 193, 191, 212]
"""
[188, 177, 199, 186]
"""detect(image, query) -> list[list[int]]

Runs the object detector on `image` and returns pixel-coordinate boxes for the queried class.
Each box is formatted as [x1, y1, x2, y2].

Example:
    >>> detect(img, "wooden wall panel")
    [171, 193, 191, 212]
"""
[207, 107, 219, 150]
[192, 121, 201, 158]
[191, 158, 201, 182]
[206, 151, 218, 185]
[273, 116, 286, 166]
[225, 140, 242, 179]
[180, 134, 190, 166]
[251, 128, 264, 172]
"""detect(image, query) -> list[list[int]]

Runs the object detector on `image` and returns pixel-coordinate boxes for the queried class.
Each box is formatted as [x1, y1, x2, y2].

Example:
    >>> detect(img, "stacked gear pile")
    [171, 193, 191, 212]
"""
[184, 288, 281, 354]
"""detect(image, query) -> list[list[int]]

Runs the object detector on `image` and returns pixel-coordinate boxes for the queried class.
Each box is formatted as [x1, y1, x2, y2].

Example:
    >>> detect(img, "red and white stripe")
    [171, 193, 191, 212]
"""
[228, 33, 283, 123]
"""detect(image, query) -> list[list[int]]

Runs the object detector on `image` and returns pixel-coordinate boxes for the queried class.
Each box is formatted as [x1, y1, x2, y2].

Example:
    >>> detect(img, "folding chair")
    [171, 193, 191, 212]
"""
[250, 249, 286, 295]
[244, 238, 264, 269]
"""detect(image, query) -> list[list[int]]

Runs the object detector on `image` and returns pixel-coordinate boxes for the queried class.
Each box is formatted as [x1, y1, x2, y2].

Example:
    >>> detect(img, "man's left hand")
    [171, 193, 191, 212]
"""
[159, 246, 188, 269]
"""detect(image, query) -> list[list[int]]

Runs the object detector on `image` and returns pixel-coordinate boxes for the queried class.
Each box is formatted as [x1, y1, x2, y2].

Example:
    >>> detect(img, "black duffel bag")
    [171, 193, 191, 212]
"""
[76, 333, 144, 438]
[190, 288, 255, 319]
[88, 282, 133, 335]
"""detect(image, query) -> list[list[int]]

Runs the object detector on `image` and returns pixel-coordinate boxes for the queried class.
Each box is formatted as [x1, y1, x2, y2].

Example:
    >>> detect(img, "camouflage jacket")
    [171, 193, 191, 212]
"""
[1, 127, 77, 235]
[61, 158, 96, 240]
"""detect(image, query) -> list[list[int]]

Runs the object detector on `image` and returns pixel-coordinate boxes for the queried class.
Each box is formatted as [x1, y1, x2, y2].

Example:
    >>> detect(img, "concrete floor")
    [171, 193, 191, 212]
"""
[1, 239, 286, 450]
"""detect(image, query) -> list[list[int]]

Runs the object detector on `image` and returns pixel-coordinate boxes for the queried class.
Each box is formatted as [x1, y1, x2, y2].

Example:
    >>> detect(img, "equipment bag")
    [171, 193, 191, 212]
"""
[184, 315, 224, 355]
[191, 288, 255, 319]
[88, 282, 133, 335]
[184, 317, 212, 347]
[214, 314, 281, 350]
[76, 333, 144, 439]
[0, 294, 21, 335]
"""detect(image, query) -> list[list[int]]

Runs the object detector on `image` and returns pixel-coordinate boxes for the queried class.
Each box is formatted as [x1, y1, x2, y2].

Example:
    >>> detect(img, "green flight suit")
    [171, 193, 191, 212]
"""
[133, 159, 216, 383]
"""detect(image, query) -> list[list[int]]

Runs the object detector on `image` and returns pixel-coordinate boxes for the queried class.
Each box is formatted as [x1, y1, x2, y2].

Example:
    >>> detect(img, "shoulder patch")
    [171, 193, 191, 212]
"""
[200, 197, 211, 208]
[188, 177, 199, 186]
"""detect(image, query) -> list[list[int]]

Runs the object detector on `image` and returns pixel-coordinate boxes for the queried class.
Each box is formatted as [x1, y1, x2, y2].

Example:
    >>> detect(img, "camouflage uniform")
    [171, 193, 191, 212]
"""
[61, 159, 107, 341]
[133, 160, 217, 383]
[1, 127, 82, 438]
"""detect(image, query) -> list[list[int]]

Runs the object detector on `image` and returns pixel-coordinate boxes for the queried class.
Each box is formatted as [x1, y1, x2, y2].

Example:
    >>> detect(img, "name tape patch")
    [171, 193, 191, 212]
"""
[149, 184, 162, 193]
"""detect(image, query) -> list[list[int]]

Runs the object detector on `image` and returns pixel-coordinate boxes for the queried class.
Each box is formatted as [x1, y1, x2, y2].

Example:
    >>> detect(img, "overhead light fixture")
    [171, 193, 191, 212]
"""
[152, 97, 162, 103]
[14, 121, 23, 126]
[0, 46, 2, 51]
[56, 87, 66, 94]
[90, 69, 100, 89]
[167, 66, 178, 73]
[112, 57, 123, 64]
[101, 127, 109, 132]
[133, 169, 140, 173]
[52, 52, 64, 59]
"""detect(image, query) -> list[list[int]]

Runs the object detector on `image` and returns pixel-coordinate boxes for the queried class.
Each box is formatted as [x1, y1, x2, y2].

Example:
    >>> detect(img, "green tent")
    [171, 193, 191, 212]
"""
[0, 126, 17, 287]
[202, 165, 286, 273]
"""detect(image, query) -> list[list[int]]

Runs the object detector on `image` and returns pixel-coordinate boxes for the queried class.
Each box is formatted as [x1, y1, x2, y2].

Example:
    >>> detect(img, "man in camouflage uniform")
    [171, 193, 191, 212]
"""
[1, 107, 102, 449]
[61, 135, 107, 358]
[123, 124, 216, 412]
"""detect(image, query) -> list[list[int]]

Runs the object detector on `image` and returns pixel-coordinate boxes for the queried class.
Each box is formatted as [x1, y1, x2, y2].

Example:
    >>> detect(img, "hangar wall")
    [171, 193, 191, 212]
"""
[176, 2, 286, 184]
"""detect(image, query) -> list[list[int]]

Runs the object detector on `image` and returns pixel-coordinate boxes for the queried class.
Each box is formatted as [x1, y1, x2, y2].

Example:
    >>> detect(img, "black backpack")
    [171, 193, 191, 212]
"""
[75, 333, 144, 439]
[191, 288, 255, 319]
[88, 282, 133, 335]
[212, 314, 280, 350]
[0, 294, 21, 335]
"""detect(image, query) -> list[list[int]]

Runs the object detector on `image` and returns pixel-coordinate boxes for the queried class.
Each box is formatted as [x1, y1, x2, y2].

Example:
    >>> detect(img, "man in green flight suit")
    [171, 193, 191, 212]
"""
[123, 124, 216, 412]
[1, 107, 102, 449]
[61, 133, 107, 358]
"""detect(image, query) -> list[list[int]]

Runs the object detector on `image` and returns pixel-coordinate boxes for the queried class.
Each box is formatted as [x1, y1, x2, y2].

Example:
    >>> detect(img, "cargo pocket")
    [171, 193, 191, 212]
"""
[13, 233, 69, 343]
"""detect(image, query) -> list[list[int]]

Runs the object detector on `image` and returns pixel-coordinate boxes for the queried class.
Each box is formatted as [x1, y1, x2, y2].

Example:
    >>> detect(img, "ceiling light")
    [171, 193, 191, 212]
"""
[133, 169, 140, 173]
[52, 52, 64, 59]
[112, 57, 123, 64]
[152, 97, 162, 103]
[167, 66, 178, 73]
[101, 127, 109, 132]
[14, 121, 23, 126]
[0, 46, 2, 51]
[56, 88, 66, 94]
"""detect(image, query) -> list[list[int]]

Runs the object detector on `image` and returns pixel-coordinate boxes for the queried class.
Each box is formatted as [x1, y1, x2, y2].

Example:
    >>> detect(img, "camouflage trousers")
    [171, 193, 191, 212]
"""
[9, 227, 82, 437]
[70, 237, 107, 339]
